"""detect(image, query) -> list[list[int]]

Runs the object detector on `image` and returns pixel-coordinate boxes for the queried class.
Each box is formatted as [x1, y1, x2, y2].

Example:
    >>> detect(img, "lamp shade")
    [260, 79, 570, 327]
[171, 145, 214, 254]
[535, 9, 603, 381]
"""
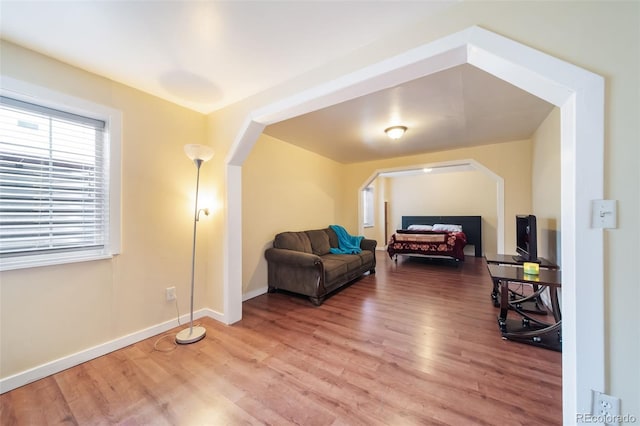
[184, 144, 214, 162]
[384, 126, 407, 140]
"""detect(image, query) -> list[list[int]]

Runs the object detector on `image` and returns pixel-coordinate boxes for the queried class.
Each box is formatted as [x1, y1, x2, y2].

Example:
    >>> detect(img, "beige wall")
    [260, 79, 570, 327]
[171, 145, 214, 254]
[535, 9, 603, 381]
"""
[532, 108, 561, 264]
[0, 41, 209, 378]
[239, 136, 528, 295]
[242, 134, 346, 296]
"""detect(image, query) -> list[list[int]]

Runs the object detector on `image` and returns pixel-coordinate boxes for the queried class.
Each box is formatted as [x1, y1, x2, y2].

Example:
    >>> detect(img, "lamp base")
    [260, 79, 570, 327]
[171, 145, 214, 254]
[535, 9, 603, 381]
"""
[175, 325, 206, 344]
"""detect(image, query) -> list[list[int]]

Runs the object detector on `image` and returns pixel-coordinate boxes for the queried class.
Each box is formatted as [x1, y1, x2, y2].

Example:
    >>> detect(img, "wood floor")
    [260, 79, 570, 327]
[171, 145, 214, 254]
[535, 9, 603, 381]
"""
[1, 252, 562, 425]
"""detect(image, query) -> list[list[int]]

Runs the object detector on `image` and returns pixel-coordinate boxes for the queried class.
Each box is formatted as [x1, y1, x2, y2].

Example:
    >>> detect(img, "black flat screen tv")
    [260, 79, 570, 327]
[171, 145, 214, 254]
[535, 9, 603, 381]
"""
[514, 214, 539, 263]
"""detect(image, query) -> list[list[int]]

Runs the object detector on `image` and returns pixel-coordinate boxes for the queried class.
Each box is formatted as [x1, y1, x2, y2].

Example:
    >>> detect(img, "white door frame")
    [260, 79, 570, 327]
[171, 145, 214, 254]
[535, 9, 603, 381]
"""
[224, 26, 604, 422]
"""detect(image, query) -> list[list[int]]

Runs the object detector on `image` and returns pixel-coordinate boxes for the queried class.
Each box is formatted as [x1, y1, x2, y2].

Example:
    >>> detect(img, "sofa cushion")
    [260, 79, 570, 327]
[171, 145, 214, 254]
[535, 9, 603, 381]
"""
[323, 253, 363, 272]
[306, 229, 331, 256]
[274, 231, 312, 253]
[321, 257, 349, 283]
[326, 227, 340, 249]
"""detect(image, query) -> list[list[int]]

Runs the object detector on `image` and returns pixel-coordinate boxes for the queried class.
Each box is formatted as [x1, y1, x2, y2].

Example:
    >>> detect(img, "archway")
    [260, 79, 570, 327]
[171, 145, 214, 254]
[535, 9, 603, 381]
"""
[224, 26, 604, 421]
[358, 158, 505, 254]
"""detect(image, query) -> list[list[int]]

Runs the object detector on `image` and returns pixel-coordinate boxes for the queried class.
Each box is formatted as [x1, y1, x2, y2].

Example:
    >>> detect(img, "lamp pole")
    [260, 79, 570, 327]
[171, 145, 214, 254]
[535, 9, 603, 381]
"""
[176, 145, 213, 344]
[188, 159, 202, 333]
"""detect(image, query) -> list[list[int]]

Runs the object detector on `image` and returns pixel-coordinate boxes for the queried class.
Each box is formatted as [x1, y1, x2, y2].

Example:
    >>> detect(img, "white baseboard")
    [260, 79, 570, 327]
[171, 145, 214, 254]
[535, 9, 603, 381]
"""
[0, 307, 224, 394]
[201, 307, 225, 323]
[242, 286, 268, 302]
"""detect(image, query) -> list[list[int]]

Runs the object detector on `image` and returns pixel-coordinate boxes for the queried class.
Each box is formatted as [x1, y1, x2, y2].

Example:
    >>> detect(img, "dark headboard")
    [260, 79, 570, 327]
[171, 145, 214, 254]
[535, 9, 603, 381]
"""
[401, 215, 483, 257]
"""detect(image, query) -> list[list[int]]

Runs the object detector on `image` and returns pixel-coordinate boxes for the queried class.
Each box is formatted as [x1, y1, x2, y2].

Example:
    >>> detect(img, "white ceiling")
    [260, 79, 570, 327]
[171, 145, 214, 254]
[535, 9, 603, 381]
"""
[0, 0, 455, 113]
[0, 1, 553, 164]
[264, 64, 554, 163]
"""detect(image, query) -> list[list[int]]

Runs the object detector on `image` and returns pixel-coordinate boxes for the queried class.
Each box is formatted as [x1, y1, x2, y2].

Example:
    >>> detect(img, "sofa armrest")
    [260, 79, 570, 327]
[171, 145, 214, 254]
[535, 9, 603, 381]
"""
[360, 238, 377, 252]
[265, 248, 322, 267]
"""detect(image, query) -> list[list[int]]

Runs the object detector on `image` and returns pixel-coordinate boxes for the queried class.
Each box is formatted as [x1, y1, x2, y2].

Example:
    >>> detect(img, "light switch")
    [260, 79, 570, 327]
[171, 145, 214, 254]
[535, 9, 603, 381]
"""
[591, 200, 617, 229]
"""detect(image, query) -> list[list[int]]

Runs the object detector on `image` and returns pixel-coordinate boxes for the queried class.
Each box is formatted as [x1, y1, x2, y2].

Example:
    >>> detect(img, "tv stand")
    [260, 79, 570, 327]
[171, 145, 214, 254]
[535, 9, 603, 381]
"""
[487, 264, 562, 352]
[485, 254, 559, 310]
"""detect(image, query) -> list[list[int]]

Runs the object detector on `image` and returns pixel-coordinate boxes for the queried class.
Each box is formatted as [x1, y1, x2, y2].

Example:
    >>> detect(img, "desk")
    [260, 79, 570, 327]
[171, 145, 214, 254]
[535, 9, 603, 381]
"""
[485, 254, 559, 310]
[487, 264, 562, 352]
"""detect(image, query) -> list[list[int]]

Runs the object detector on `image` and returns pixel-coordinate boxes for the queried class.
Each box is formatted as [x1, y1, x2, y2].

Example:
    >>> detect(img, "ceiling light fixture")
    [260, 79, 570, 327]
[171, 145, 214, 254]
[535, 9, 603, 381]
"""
[384, 125, 407, 140]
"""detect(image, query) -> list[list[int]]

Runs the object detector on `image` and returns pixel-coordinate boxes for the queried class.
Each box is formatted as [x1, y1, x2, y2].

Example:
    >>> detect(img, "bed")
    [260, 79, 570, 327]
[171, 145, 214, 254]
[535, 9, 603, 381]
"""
[387, 215, 482, 261]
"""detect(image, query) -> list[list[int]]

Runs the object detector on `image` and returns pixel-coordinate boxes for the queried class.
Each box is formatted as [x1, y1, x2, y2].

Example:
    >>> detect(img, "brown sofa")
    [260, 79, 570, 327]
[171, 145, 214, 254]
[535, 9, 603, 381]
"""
[264, 227, 377, 305]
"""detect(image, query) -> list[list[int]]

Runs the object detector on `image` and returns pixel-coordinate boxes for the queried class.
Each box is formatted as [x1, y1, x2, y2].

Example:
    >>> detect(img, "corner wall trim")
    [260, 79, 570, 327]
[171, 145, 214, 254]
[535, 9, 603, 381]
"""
[0, 308, 224, 394]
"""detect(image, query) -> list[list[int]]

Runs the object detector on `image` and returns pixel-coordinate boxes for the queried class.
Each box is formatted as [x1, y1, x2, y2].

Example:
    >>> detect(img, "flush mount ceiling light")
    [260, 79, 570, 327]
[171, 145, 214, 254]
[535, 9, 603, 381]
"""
[384, 125, 407, 140]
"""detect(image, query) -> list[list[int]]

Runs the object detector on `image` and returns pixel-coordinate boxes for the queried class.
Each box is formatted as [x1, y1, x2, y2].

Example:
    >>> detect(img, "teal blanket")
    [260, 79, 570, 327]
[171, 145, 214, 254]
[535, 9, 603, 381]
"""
[329, 225, 363, 254]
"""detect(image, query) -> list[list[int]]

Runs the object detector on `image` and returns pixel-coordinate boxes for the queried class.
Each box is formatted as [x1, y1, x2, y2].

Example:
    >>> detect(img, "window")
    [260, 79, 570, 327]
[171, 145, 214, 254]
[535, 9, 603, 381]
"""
[362, 186, 374, 227]
[0, 84, 120, 271]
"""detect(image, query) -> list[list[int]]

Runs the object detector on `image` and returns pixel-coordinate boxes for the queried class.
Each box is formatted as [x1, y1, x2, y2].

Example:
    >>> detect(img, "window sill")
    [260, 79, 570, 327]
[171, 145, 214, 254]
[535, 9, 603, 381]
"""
[0, 252, 115, 272]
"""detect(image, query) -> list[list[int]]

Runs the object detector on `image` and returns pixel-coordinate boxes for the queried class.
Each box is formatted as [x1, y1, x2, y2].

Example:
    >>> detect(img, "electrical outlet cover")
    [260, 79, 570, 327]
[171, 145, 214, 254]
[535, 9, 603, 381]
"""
[166, 287, 176, 301]
[591, 390, 621, 423]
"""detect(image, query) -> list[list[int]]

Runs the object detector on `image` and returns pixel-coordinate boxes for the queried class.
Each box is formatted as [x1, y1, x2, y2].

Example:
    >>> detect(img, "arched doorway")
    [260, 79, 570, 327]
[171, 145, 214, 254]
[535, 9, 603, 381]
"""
[224, 26, 604, 421]
[358, 158, 505, 254]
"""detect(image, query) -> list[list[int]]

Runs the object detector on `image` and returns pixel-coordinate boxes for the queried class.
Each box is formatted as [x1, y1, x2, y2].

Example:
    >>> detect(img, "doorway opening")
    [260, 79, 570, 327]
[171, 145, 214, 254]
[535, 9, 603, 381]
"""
[358, 158, 504, 254]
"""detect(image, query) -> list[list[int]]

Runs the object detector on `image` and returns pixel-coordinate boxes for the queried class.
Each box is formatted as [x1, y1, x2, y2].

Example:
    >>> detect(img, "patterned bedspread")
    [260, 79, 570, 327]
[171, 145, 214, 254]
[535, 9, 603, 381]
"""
[386, 230, 468, 261]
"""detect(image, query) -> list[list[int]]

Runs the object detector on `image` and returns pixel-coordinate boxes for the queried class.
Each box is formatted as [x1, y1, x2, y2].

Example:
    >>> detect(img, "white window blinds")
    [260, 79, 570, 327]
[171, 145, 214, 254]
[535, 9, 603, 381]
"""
[0, 95, 108, 259]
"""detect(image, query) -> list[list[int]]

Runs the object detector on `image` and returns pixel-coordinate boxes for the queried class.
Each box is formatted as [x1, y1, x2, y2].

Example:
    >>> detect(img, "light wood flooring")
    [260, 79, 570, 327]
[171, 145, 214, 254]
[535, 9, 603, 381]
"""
[1, 252, 562, 425]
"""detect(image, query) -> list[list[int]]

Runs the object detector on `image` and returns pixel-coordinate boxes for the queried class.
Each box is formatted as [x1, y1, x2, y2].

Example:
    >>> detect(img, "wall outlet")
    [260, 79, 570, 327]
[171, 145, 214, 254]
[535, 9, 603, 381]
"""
[592, 390, 620, 422]
[166, 286, 176, 301]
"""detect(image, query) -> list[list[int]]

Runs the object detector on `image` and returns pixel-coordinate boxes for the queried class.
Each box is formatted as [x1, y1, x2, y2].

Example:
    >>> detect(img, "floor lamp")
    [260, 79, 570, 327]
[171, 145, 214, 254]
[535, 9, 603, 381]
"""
[176, 144, 214, 345]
